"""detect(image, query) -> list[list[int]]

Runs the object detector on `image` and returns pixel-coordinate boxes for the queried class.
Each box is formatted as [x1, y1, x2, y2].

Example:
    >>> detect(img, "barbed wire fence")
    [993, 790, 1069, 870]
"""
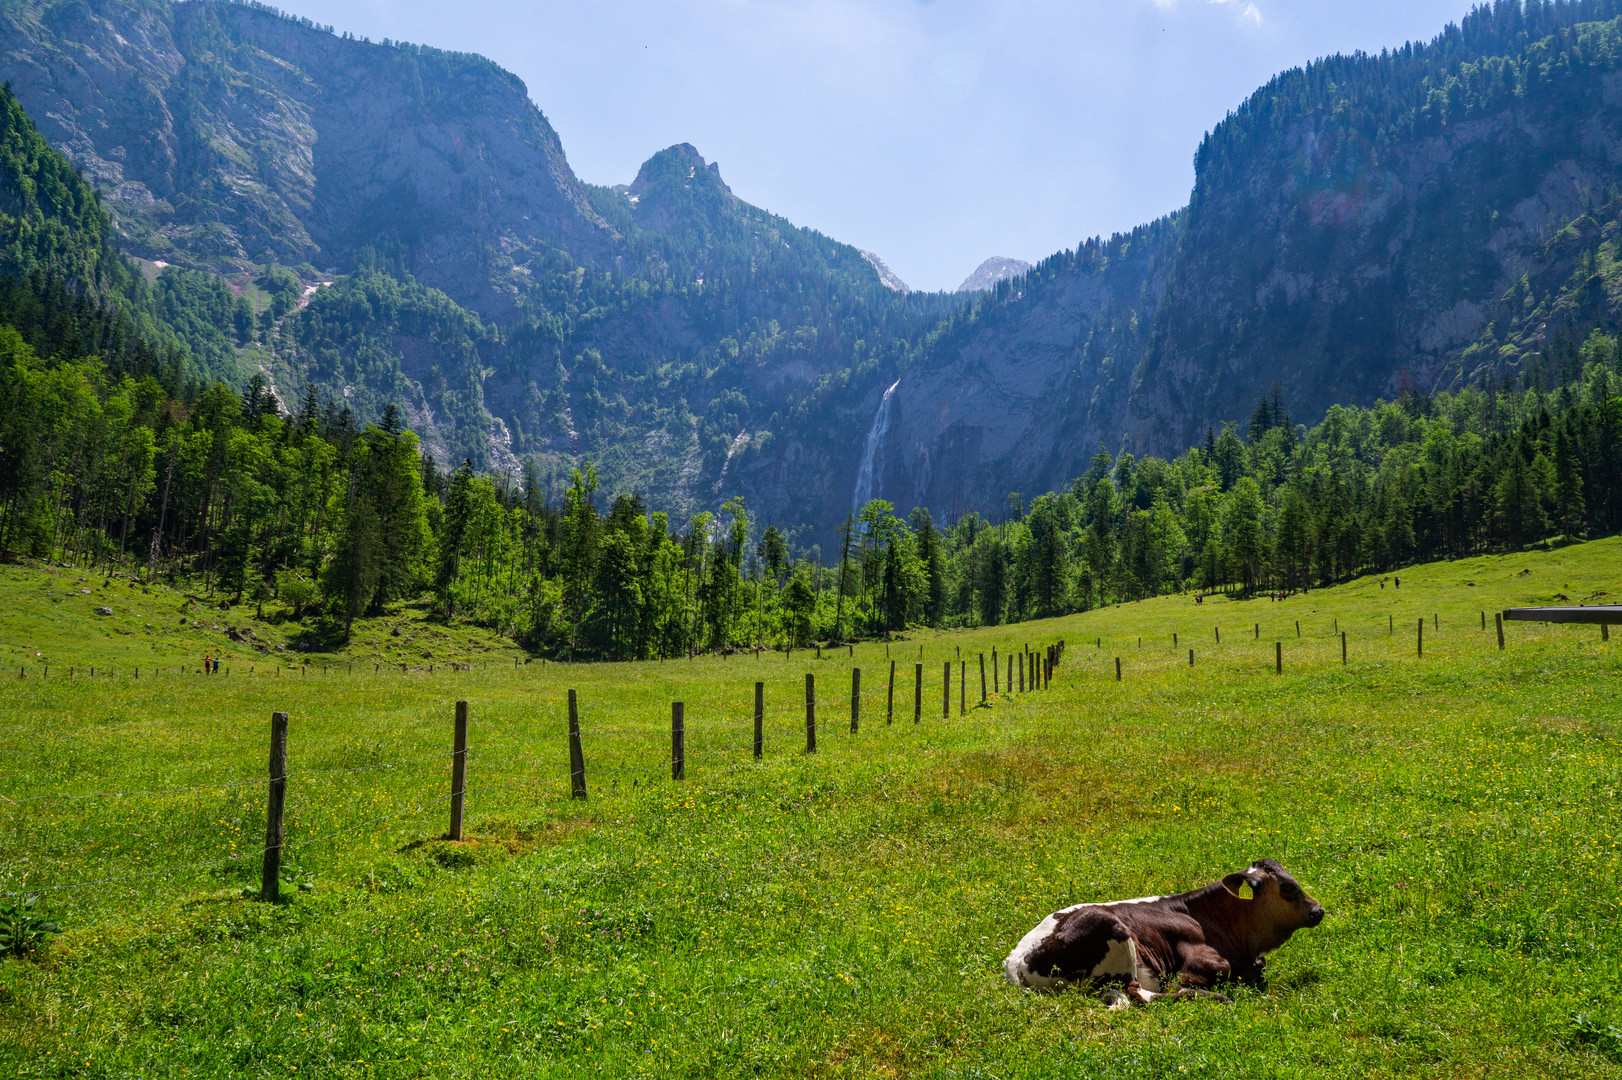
[0, 641, 1068, 909]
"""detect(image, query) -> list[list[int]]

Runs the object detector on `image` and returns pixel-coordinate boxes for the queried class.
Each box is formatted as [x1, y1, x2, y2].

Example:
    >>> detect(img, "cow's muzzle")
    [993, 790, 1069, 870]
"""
[1306, 905, 1325, 927]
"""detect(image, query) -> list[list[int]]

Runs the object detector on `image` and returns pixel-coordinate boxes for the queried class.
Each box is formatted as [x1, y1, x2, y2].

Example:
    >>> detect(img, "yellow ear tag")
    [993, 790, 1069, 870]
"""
[1238, 882, 1254, 900]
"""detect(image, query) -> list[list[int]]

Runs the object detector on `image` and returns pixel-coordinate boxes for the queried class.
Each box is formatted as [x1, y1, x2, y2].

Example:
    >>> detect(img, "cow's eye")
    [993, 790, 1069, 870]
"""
[1280, 884, 1299, 901]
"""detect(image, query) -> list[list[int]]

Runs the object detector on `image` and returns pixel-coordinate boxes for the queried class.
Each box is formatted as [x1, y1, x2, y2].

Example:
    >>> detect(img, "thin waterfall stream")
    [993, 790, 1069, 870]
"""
[851, 379, 900, 511]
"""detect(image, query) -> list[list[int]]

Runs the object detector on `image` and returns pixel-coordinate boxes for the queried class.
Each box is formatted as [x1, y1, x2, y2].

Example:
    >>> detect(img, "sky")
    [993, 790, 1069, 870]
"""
[274, 0, 1479, 292]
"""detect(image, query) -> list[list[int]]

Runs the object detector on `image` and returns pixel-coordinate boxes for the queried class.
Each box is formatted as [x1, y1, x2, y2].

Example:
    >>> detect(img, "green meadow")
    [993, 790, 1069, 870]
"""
[1, 539, 1620, 1078]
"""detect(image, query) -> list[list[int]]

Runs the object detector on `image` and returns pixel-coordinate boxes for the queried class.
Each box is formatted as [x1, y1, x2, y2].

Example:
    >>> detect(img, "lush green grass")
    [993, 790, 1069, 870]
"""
[1, 540, 1620, 1078]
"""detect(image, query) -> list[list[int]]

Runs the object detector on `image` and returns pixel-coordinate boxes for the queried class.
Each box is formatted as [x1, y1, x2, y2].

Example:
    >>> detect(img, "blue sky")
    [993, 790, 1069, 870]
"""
[277, 0, 1477, 291]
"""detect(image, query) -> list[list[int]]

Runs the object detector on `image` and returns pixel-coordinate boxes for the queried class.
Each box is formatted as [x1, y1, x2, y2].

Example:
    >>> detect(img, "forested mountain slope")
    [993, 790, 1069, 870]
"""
[0, 0, 957, 530]
[882, 0, 1622, 522]
[12, 0, 1622, 544]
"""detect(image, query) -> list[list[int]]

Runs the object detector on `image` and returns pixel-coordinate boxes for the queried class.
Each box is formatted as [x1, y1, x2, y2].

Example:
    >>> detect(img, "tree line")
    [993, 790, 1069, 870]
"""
[4, 286, 1619, 657]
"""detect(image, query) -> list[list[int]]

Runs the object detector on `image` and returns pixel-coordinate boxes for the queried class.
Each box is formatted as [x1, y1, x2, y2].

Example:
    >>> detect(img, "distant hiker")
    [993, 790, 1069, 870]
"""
[202, 655, 212, 674]
[213, 658, 221, 675]
[1394, 576, 1400, 588]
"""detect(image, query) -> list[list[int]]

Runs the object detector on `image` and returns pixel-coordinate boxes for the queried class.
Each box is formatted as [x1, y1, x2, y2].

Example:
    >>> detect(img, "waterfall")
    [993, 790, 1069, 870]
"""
[851, 380, 900, 512]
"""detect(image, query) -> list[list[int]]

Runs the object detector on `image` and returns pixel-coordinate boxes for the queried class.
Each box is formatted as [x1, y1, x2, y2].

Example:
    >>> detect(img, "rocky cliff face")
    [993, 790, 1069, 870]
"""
[870, 221, 1175, 519]
[0, 0, 612, 319]
[869, 4, 1622, 530]
[1125, 15, 1622, 455]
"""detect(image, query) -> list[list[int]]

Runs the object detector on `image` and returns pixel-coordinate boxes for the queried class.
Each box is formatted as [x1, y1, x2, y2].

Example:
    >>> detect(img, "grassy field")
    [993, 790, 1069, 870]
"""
[1, 539, 1620, 1078]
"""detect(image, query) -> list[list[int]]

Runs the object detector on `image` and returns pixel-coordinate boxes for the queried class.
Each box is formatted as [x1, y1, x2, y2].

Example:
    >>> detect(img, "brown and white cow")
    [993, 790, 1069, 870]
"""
[1003, 858, 1324, 1006]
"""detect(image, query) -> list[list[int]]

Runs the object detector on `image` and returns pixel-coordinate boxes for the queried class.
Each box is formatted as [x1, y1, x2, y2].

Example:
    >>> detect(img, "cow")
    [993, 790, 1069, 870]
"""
[1003, 858, 1324, 1007]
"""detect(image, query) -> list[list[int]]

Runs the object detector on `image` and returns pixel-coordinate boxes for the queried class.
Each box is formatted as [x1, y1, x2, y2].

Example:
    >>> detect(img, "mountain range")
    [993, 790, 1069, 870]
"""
[7, 0, 1622, 544]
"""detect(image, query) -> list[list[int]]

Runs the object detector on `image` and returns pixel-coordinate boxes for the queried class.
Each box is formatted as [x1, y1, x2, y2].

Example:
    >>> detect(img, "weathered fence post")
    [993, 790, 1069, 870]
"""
[449, 701, 469, 840]
[1496, 612, 1505, 650]
[1481, 611, 1486, 631]
[887, 660, 896, 725]
[805, 674, 816, 752]
[1018, 653, 1025, 693]
[1215, 627, 1220, 644]
[1341, 631, 1347, 665]
[1296, 621, 1300, 638]
[1275, 641, 1282, 674]
[1254, 622, 1259, 640]
[960, 660, 966, 715]
[259, 712, 289, 903]
[943, 662, 950, 718]
[672, 702, 685, 779]
[851, 668, 860, 734]
[1188, 649, 1194, 666]
[992, 648, 999, 693]
[568, 689, 586, 800]
[1418, 617, 1424, 658]
[1007, 654, 1013, 692]
[754, 681, 764, 758]
[1174, 632, 1178, 646]
[913, 663, 922, 724]
[979, 653, 987, 703]
[1115, 657, 1122, 681]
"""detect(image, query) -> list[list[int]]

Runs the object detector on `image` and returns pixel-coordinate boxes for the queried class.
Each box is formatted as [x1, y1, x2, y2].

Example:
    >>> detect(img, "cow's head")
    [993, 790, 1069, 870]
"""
[1220, 858, 1325, 950]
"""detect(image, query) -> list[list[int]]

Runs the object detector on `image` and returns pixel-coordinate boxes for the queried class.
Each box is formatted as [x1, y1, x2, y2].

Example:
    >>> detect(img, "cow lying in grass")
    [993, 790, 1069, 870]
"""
[1003, 858, 1324, 1006]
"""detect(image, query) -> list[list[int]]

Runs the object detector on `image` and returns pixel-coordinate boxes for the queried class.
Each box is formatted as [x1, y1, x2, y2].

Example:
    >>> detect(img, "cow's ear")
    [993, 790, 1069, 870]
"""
[1221, 872, 1257, 900]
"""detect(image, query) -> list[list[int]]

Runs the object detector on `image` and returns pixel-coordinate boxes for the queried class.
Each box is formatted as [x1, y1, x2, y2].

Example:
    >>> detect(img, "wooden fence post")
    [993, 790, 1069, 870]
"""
[1215, 627, 1220, 644]
[259, 712, 288, 903]
[887, 660, 896, 725]
[1296, 621, 1300, 638]
[851, 668, 861, 734]
[1341, 631, 1347, 665]
[960, 660, 966, 715]
[754, 681, 764, 759]
[1188, 649, 1194, 666]
[1481, 611, 1486, 631]
[1418, 618, 1424, 658]
[672, 702, 685, 779]
[913, 663, 922, 724]
[979, 653, 987, 703]
[449, 701, 469, 840]
[1275, 641, 1282, 674]
[1018, 653, 1025, 693]
[1174, 632, 1178, 646]
[568, 689, 586, 800]
[1007, 654, 1013, 692]
[1496, 612, 1505, 650]
[1254, 622, 1259, 640]
[992, 648, 999, 692]
[1115, 657, 1122, 681]
[943, 662, 950, 718]
[805, 674, 816, 752]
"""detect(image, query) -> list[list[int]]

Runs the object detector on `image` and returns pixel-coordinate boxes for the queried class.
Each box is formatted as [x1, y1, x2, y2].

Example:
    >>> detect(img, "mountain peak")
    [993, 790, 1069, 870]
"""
[627, 143, 731, 200]
[858, 250, 910, 293]
[957, 256, 1031, 292]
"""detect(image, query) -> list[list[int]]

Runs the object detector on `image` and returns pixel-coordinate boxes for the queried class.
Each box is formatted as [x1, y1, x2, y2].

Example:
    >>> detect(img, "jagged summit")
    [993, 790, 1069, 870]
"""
[624, 143, 732, 200]
[957, 256, 1031, 292]
[858, 250, 910, 293]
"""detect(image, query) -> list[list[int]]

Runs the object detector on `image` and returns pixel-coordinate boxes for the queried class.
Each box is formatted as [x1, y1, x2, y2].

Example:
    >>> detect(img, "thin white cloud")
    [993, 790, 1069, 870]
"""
[1209, 0, 1264, 26]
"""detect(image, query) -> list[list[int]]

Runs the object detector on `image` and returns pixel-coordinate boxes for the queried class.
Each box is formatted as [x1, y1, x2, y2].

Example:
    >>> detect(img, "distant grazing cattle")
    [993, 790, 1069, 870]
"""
[1003, 859, 1324, 1006]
